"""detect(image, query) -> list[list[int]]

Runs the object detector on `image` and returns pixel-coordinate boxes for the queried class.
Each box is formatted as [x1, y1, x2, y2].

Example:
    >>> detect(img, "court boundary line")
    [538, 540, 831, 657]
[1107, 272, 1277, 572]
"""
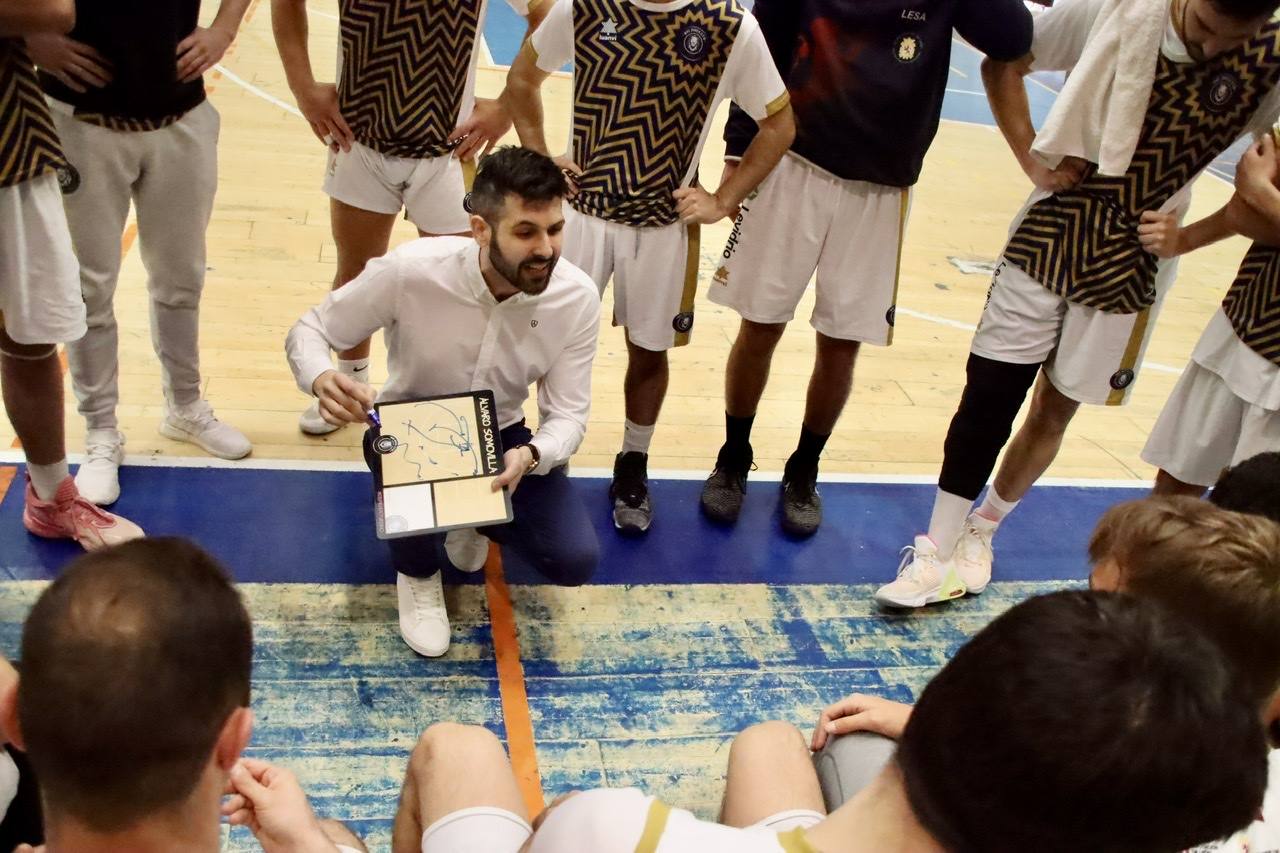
[483, 547, 545, 816]
[0, 454, 1150, 488]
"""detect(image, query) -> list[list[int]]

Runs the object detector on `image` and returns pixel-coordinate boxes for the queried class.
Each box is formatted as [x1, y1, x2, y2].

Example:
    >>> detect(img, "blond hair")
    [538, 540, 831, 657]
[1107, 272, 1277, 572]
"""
[1090, 496, 1280, 705]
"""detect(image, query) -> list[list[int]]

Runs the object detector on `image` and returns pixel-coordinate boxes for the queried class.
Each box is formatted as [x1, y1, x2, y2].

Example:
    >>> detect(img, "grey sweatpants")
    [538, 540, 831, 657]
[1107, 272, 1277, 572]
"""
[50, 98, 219, 430]
[813, 731, 897, 811]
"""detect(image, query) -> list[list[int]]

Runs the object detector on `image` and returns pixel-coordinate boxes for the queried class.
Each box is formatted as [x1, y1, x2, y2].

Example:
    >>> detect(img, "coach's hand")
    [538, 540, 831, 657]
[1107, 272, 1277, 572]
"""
[177, 25, 234, 82]
[295, 82, 354, 153]
[451, 98, 511, 162]
[1024, 154, 1087, 194]
[492, 445, 535, 496]
[811, 693, 913, 751]
[25, 33, 112, 93]
[673, 185, 732, 224]
[312, 369, 375, 427]
[1137, 210, 1184, 258]
[223, 759, 335, 853]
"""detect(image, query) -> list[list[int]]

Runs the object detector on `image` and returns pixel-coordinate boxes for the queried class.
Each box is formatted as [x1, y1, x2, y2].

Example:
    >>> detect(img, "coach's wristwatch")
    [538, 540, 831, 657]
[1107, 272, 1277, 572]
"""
[518, 443, 541, 473]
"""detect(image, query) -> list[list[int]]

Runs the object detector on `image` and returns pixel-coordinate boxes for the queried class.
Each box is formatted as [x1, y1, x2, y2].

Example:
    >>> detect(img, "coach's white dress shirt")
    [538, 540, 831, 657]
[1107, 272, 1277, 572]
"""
[286, 236, 601, 472]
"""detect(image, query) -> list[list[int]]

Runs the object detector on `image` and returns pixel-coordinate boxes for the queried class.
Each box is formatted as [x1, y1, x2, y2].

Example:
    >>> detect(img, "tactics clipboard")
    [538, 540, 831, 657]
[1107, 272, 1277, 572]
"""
[371, 391, 514, 539]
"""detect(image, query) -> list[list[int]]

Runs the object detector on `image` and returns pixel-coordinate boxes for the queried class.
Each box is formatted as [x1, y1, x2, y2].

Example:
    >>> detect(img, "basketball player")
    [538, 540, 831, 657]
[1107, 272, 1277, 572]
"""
[25, 0, 253, 507]
[272, 0, 551, 436]
[1136, 133, 1280, 495]
[503, 0, 795, 534]
[0, 0, 142, 549]
[876, 0, 1280, 608]
[699, 0, 1034, 537]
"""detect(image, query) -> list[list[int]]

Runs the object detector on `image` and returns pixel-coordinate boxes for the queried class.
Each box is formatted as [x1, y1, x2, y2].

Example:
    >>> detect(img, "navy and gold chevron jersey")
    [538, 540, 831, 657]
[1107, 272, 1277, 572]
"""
[1005, 22, 1280, 315]
[0, 40, 64, 189]
[1223, 242, 1280, 366]
[532, 0, 787, 228]
[339, 0, 515, 158]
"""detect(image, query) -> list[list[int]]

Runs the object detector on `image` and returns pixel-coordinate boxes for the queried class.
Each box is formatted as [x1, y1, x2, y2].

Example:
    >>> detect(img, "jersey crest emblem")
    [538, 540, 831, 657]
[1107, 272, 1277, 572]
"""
[1204, 70, 1241, 112]
[894, 33, 922, 62]
[678, 23, 710, 62]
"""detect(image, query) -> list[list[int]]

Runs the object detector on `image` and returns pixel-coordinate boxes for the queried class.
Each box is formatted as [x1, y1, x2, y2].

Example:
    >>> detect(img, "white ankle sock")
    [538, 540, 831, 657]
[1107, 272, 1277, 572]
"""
[621, 419, 655, 455]
[927, 489, 973, 559]
[28, 460, 69, 501]
[976, 487, 1020, 524]
[338, 357, 370, 382]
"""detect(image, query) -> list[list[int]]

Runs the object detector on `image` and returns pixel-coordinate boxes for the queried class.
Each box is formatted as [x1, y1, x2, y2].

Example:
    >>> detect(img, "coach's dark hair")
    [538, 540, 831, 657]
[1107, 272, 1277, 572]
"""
[468, 146, 569, 223]
[897, 590, 1266, 853]
[1209, 0, 1280, 20]
[1211, 451, 1280, 524]
[19, 538, 252, 831]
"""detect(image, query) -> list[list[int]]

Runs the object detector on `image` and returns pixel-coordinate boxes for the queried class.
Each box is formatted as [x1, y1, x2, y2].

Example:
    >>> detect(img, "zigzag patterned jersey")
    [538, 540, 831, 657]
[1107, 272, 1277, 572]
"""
[1005, 22, 1280, 314]
[338, 0, 487, 159]
[0, 40, 64, 189]
[1224, 242, 1280, 366]
[569, 0, 743, 227]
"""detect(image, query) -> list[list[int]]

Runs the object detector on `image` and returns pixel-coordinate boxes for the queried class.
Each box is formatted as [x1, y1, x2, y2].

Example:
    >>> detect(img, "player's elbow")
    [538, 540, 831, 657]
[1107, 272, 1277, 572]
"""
[36, 0, 75, 33]
[760, 104, 796, 148]
[981, 52, 1031, 86]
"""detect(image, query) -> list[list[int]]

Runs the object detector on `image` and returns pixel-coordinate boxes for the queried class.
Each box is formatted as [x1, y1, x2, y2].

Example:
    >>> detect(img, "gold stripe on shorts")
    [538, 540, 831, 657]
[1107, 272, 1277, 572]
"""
[674, 223, 700, 347]
[1105, 307, 1152, 406]
[887, 187, 911, 346]
[632, 799, 673, 853]
[462, 158, 477, 192]
[777, 827, 820, 853]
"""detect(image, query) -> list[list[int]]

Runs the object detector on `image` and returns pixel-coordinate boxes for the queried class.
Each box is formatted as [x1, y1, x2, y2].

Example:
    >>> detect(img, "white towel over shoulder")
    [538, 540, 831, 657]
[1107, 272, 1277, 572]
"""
[1030, 0, 1167, 176]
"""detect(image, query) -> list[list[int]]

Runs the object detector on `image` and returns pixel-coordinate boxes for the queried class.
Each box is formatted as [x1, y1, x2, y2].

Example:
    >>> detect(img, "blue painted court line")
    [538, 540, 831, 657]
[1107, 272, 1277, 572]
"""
[0, 463, 1142, 585]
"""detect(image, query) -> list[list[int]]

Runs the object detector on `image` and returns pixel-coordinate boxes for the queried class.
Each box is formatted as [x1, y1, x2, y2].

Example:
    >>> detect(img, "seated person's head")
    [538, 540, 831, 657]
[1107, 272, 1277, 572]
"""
[468, 146, 570, 296]
[897, 590, 1267, 853]
[0, 538, 253, 833]
[1210, 451, 1280, 524]
[1089, 495, 1280, 718]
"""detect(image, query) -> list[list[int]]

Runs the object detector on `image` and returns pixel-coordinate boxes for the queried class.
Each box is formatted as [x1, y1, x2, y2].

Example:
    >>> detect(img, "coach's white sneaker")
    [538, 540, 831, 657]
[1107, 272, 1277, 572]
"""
[397, 572, 451, 657]
[161, 399, 252, 460]
[299, 399, 341, 436]
[954, 514, 997, 595]
[445, 528, 490, 573]
[874, 535, 967, 609]
[75, 429, 125, 506]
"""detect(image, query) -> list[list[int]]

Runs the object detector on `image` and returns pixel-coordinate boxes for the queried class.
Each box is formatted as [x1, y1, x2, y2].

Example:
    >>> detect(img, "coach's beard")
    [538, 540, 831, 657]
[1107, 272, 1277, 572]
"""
[490, 234, 558, 296]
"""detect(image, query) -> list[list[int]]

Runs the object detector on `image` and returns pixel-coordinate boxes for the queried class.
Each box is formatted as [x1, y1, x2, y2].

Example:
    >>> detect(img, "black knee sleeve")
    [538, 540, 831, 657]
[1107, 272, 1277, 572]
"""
[938, 355, 1041, 501]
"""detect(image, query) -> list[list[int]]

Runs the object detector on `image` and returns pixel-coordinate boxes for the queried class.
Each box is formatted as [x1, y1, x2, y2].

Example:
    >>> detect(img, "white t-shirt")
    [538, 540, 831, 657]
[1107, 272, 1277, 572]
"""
[1187, 750, 1280, 852]
[526, 788, 817, 853]
[286, 237, 602, 471]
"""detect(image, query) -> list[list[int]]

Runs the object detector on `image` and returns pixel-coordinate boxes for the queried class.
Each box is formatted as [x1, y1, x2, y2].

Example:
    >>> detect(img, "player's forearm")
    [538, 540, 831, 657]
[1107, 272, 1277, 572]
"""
[271, 0, 317, 93]
[1226, 190, 1280, 247]
[502, 51, 551, 154]
[211, 0, 252, 38]
[982, 54, 1038, 171]
[0, 0, 73, 36]
[716, 104, 794, 211]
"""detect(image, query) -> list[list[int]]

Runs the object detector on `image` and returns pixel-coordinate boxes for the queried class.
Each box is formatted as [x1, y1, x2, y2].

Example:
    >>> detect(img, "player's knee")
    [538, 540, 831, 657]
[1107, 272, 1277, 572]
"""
[0, 327, 57, 362]
[739, 318, 786, 347]
[412, 723, 500, 771]
[730, 720, 806, 761]
[1026, 382, 1079, 436]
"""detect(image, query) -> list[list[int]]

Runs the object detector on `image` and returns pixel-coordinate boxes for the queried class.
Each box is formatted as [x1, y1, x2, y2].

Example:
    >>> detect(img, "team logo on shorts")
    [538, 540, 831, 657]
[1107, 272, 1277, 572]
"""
[677, 23, 710, 63]
[713, 266, 730, 285]
[531, 319, 539, 328]
[1204, 71, 1240, 112]
[886, 305, 896, 327]
[373, 434, 400, 454]
[673, 312, 695, 333]
[894, 33, 922, 63]
[1109, 368, 1135, 391]
[462, 192, 474, 213]
[56, 164, 80, 195]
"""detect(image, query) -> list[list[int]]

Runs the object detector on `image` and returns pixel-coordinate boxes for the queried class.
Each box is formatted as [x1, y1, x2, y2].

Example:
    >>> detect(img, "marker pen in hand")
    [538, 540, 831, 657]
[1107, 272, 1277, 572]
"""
[367, 408, 381, 429]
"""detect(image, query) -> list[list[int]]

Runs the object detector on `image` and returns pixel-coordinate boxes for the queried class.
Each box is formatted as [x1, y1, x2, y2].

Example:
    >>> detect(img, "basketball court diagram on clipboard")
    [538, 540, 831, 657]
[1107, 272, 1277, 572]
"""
[372, 392, 513, 538]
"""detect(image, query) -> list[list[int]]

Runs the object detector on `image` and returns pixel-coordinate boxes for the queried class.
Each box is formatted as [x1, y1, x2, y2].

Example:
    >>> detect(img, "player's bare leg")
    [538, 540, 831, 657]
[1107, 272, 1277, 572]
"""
[1152, 468, 1208, 497]
[991, 372, 1080, 503]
